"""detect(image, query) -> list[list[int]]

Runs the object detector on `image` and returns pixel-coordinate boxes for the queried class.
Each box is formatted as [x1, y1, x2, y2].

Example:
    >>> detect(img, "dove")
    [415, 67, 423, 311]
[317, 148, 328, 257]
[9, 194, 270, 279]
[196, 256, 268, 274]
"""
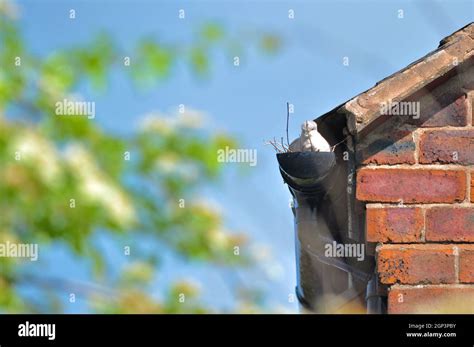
[289, 120, 331, 152]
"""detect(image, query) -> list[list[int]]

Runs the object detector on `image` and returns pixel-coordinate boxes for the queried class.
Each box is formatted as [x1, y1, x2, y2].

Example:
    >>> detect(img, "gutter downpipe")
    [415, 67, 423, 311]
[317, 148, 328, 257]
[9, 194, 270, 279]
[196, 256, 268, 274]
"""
[277, 151, 380, 313]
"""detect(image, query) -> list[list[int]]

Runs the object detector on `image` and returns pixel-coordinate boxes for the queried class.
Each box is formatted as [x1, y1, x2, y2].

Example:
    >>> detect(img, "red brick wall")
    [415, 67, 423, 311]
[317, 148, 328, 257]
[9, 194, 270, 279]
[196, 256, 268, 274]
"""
[355, 74, 474, 313]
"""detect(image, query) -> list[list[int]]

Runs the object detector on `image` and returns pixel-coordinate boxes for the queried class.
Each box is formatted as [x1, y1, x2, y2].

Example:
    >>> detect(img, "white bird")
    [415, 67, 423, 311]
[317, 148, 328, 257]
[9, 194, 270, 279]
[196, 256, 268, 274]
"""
[289, 120, 331, 152]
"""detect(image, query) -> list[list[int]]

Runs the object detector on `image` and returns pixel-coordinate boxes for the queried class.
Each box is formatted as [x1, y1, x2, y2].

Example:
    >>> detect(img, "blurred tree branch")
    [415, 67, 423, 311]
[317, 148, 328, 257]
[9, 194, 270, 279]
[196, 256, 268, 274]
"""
[0, 1, 281, 313]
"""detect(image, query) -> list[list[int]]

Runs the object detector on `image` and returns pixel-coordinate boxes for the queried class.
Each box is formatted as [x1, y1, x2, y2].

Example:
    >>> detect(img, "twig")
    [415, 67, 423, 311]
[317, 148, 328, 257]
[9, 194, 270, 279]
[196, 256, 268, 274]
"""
[264, 137, 290, 153]
[286, 102, 290, 148]
[330, 135, 351, 152]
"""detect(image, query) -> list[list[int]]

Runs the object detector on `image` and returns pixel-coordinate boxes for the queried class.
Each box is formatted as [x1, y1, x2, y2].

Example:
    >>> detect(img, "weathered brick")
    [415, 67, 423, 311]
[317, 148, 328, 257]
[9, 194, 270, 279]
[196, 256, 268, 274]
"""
[388, 285, 474, 313]
[377, 244, 455, 285]
[357, 168, 466, 203]
[460, 245, 474, 283]
[471, 172, 474, 202]
[407, 93, 469, 127]
[471, 93, 474, 125]
[366, 207, 423, 243]
[426, 207, 474, 242]
[470, 92, 473, 125]
[356, 122, 416, 165]
[419, 129, 474, 165]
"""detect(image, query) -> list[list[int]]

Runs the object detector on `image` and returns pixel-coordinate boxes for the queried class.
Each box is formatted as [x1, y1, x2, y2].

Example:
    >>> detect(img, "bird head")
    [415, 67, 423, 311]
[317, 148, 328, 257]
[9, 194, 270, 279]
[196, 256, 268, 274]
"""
[301, 120, 317, 134]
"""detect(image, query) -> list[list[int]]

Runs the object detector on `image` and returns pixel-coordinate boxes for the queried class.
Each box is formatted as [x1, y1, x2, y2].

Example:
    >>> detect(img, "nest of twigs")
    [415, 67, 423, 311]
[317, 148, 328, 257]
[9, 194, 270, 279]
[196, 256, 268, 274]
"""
[264, 137, 291, 153]
[265, 137, 338, 153]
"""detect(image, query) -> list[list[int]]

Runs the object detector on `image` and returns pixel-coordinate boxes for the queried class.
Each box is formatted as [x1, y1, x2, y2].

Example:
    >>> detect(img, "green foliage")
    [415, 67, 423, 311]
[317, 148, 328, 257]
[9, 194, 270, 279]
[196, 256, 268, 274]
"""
[259, 34, 282, 54]
[0, 2, 280, 313]
[201, 23, 224, 42]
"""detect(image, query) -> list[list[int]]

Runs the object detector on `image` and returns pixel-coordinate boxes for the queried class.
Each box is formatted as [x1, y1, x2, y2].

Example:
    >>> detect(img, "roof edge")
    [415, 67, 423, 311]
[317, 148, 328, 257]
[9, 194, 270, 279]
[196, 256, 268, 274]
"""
[331, 22, 474, 136]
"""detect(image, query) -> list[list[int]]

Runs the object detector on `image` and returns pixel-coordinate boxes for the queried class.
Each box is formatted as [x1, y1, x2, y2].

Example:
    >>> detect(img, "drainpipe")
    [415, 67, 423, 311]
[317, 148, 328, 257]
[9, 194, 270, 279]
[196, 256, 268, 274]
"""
[277, 151, 377, 312]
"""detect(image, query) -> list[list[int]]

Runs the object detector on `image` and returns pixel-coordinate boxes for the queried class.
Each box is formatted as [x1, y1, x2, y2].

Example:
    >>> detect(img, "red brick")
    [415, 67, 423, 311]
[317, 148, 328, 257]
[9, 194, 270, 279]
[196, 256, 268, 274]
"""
[366, 207, 423, 243]
[357, 127, 416, 165]
[419, 129, 474, 165]
[377, 244, 455, 285]
[357, 168, 466, 203]
[460, 245, 474, 283]
[426, 207, 474, 242]
[388, 286, 474, 313]
[407, 93, 469, 127]
[471, 172, 474, 202]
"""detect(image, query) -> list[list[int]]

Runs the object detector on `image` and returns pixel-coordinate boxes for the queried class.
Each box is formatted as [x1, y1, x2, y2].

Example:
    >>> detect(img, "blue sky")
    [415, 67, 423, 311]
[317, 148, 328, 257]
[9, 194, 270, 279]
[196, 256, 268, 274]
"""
[15, 0, 473, 312]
